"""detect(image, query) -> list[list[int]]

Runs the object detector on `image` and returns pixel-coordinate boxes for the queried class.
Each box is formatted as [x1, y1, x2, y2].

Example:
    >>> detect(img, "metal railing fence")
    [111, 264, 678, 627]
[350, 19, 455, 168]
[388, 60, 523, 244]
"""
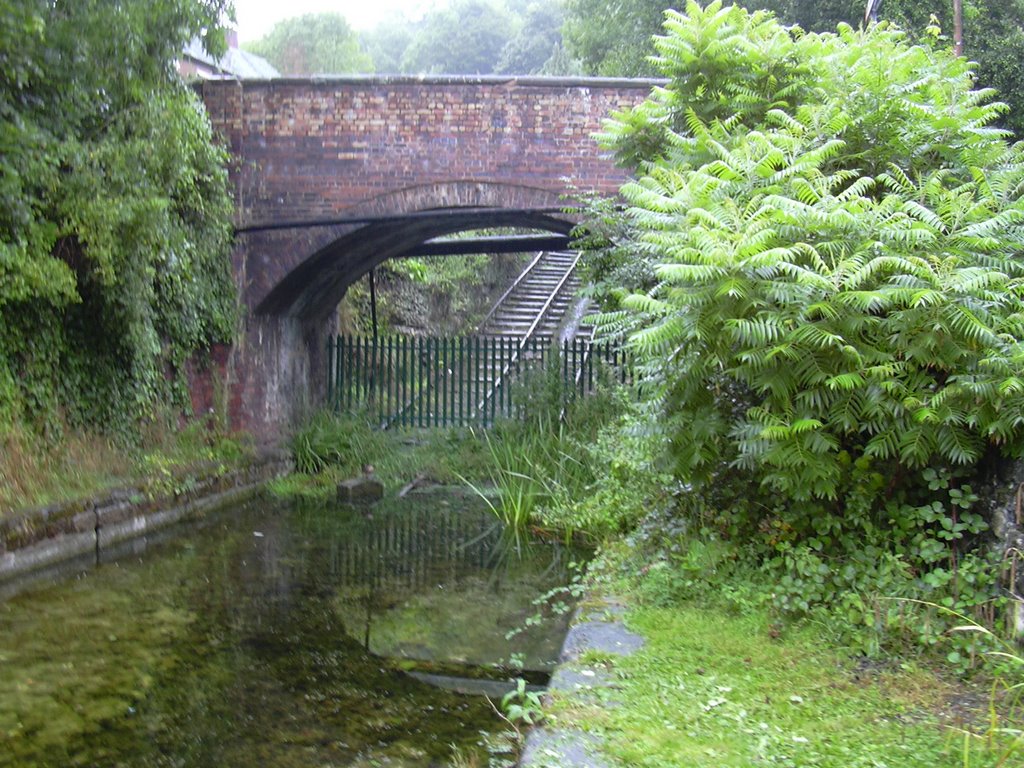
[325, 334, 630, 428]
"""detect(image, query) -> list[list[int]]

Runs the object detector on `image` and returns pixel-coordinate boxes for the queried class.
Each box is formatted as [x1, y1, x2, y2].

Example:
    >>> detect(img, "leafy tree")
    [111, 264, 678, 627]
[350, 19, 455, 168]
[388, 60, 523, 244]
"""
[881, 1, 1024, 136]
[401, 0, 514, 74]
[495, 1, 566, 74]
[562, 0, 666, 75]
[0, 0, 236, 436]
[564, 1, 1024, 135]
[245, 13, 373, 75]
[360, 19, 415, 75]
[590, 1, 1024, 621]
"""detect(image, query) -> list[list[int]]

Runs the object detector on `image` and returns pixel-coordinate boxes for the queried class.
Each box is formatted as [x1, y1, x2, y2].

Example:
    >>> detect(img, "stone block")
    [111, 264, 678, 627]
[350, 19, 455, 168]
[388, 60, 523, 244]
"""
[337, 476, 384, 504]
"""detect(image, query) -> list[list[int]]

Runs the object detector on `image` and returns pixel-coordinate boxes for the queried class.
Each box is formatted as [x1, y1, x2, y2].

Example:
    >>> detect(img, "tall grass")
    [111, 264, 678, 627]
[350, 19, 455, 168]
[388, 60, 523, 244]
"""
[461, 412, 603, 554]
[938, 596, 1024, 766]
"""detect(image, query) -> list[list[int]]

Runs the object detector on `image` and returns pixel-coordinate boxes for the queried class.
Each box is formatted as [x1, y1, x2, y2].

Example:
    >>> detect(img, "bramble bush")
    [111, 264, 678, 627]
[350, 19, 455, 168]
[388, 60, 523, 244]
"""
[587, 1, 1024, 653]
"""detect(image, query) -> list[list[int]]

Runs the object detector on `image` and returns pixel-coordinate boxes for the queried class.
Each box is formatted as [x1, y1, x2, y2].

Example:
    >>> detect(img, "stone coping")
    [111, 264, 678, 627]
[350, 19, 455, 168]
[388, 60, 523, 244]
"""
[198, 74, 667, 89]
[519, 596, 644, 768]
[0, 449, 292, 583]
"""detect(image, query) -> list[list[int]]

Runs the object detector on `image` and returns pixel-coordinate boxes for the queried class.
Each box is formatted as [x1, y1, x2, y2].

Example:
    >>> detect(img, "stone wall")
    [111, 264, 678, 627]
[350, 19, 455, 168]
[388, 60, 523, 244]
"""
[0, 451, 292, 582]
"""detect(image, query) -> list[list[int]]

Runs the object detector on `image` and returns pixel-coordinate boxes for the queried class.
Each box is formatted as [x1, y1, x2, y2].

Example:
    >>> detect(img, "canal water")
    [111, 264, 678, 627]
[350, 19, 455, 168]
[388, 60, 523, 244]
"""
[0, 491, 579, 767]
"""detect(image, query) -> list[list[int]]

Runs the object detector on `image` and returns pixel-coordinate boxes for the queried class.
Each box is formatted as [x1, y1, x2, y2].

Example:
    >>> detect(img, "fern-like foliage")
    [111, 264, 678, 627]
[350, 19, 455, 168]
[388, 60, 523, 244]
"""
[590, 0, 1024, 507]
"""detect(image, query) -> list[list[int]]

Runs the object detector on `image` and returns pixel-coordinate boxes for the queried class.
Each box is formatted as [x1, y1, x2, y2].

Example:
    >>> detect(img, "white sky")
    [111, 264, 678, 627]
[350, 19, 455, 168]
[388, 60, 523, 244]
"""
[232, 0, 441, 42]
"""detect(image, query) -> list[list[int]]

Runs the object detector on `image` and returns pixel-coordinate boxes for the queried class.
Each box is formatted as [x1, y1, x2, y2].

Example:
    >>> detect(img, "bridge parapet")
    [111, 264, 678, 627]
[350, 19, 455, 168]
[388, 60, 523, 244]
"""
[198, 75, 659, 229]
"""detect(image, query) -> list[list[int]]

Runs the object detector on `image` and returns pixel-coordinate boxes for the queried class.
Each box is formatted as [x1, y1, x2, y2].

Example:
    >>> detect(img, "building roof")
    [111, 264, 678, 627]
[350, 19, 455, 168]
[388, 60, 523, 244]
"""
[181, 38, 279, 79]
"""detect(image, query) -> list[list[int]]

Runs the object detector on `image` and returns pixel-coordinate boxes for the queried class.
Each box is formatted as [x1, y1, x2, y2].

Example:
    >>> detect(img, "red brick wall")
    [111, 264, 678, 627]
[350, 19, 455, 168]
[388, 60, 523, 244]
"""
[193, 77, 659, 442]
[198, 76, 656, 228]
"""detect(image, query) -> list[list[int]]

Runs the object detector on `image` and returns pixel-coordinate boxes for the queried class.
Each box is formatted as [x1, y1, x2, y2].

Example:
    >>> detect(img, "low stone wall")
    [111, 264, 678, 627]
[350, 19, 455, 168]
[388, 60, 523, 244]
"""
[0, 450, 292, 582]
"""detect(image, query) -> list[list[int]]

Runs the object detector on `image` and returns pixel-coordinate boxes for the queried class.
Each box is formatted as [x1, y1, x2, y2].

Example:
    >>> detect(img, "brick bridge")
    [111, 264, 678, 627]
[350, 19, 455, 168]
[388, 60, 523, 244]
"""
[195, 75, 655, 441]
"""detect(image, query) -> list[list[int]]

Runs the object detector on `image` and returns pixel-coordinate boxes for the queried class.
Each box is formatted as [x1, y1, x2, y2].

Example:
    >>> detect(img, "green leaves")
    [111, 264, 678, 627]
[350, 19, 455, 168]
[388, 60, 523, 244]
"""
[592, 2, 1024, 508]
[0, 1, 236, 436]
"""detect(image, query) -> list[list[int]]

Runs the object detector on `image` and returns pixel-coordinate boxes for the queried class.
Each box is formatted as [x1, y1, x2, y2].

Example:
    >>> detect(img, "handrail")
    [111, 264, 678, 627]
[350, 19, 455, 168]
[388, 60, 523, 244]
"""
[477, 251, 546, 331]
[516, 252, 580, 352]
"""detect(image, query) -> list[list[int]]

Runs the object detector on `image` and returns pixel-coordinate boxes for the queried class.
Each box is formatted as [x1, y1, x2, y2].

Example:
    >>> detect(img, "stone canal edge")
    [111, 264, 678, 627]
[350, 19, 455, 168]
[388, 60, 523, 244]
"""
[519, 596, 645, 768]
[0, 449, 292, 582]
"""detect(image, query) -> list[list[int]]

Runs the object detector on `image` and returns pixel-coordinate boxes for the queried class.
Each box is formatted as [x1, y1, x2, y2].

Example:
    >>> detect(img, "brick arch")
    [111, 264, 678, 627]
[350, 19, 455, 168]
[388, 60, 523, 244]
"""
[341, 180, 568, 218]
[255, 181, 576, 321]
[195, 76, 661, 441]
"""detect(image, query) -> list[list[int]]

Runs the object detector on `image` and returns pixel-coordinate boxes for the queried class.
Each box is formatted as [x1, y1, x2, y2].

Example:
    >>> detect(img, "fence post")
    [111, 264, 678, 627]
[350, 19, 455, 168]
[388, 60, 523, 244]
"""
[458, 336, 466, 427]
[473, 336, 481, 426]
[432, 337, 440, 428]
[399, 335, 407, 428]
[417, 336, 424, 429]
[499, 336, 507, 420]
[442, 336, 449, 428]
[339, 335, 348, 411]
[490, 337, 498, 426]
[587, 340, 594, 394]
[326, 335, 334, 409]
[351, 335, 360, 408]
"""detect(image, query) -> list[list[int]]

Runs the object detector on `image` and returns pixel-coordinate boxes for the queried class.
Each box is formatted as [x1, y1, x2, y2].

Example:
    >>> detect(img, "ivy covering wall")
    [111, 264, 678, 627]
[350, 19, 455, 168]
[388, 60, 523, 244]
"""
[0, 0, 237, 438]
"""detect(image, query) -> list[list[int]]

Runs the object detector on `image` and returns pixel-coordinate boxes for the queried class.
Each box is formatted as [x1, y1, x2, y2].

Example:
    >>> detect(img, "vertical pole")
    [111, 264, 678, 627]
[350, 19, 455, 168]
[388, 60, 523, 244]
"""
[490, 337, 498, 426]
[385, 335, 393, 425]
[474, 336, 481, 426]
[339, 335, 348, 411]
[500, 336, 508, 417]
[369, 269, 379, 345]
[354, 335, 362, 406]
[563, 339, 570, 403]
[575, 339, 581, 397]
[326, 335, 334, 410]
[421, 335, 428, 429]
[400, 335, 407, 428]
[458, 336, 465, 427]
[344, 335, 351, 410]
[514, 338, 521, 418]
[417, 336, 424, 429]
[454, 337, 461, 426]
[484, 337, 491, 427]
[587, 340, 594, 394]
[441, 336, 448, 428]
[450, 336, 457, 426]
[433, 337, 440, 428]
[491, 335, 499, 421]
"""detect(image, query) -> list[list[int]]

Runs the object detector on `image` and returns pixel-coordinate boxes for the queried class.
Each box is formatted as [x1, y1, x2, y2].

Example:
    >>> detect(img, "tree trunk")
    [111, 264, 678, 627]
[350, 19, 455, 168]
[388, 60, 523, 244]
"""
[952, 0, 964, 56]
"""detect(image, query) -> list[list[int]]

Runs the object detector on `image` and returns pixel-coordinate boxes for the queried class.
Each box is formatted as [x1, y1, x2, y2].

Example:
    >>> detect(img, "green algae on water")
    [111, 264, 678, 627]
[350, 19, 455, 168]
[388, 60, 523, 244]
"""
[0, 493, 578, 767]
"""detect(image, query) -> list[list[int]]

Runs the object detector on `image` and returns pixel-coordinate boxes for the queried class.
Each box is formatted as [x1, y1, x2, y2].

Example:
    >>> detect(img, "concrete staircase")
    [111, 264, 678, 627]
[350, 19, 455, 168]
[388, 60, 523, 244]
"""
[470, 250, 589, 416]
[477, 251, 582, 342]
[380, 250, 590, 428]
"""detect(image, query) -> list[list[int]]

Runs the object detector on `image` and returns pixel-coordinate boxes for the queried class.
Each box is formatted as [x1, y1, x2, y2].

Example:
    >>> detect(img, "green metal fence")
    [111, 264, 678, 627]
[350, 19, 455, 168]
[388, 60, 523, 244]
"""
[325, 334, 629, 428]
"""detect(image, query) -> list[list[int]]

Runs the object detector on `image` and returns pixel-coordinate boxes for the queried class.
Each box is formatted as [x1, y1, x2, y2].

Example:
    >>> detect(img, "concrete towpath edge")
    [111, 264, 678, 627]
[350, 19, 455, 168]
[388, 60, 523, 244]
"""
[518, 595, 644, 768]
[0, 450, 292, 583]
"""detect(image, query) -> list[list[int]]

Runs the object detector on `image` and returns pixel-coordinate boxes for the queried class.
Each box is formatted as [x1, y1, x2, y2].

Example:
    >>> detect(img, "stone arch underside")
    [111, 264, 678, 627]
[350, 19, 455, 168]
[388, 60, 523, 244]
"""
[252, 182, 579, 322]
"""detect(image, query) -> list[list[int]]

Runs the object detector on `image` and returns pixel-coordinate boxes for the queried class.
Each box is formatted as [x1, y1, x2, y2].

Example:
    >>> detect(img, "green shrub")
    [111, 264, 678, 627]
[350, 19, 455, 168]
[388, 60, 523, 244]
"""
[292, 411, 395, 476]
[586, 1, 1024, 654]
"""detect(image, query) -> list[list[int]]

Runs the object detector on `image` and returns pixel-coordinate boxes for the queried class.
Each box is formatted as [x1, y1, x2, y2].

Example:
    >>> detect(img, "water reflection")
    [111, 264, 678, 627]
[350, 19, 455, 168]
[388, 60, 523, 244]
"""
[0, 491, 577, 767]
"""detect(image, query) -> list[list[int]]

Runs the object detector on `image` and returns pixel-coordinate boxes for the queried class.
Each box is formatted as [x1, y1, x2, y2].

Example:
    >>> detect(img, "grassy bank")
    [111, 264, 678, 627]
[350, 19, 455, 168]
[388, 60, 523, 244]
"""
[545, 592, 1005, 767]
[0, 421, 255, 517]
